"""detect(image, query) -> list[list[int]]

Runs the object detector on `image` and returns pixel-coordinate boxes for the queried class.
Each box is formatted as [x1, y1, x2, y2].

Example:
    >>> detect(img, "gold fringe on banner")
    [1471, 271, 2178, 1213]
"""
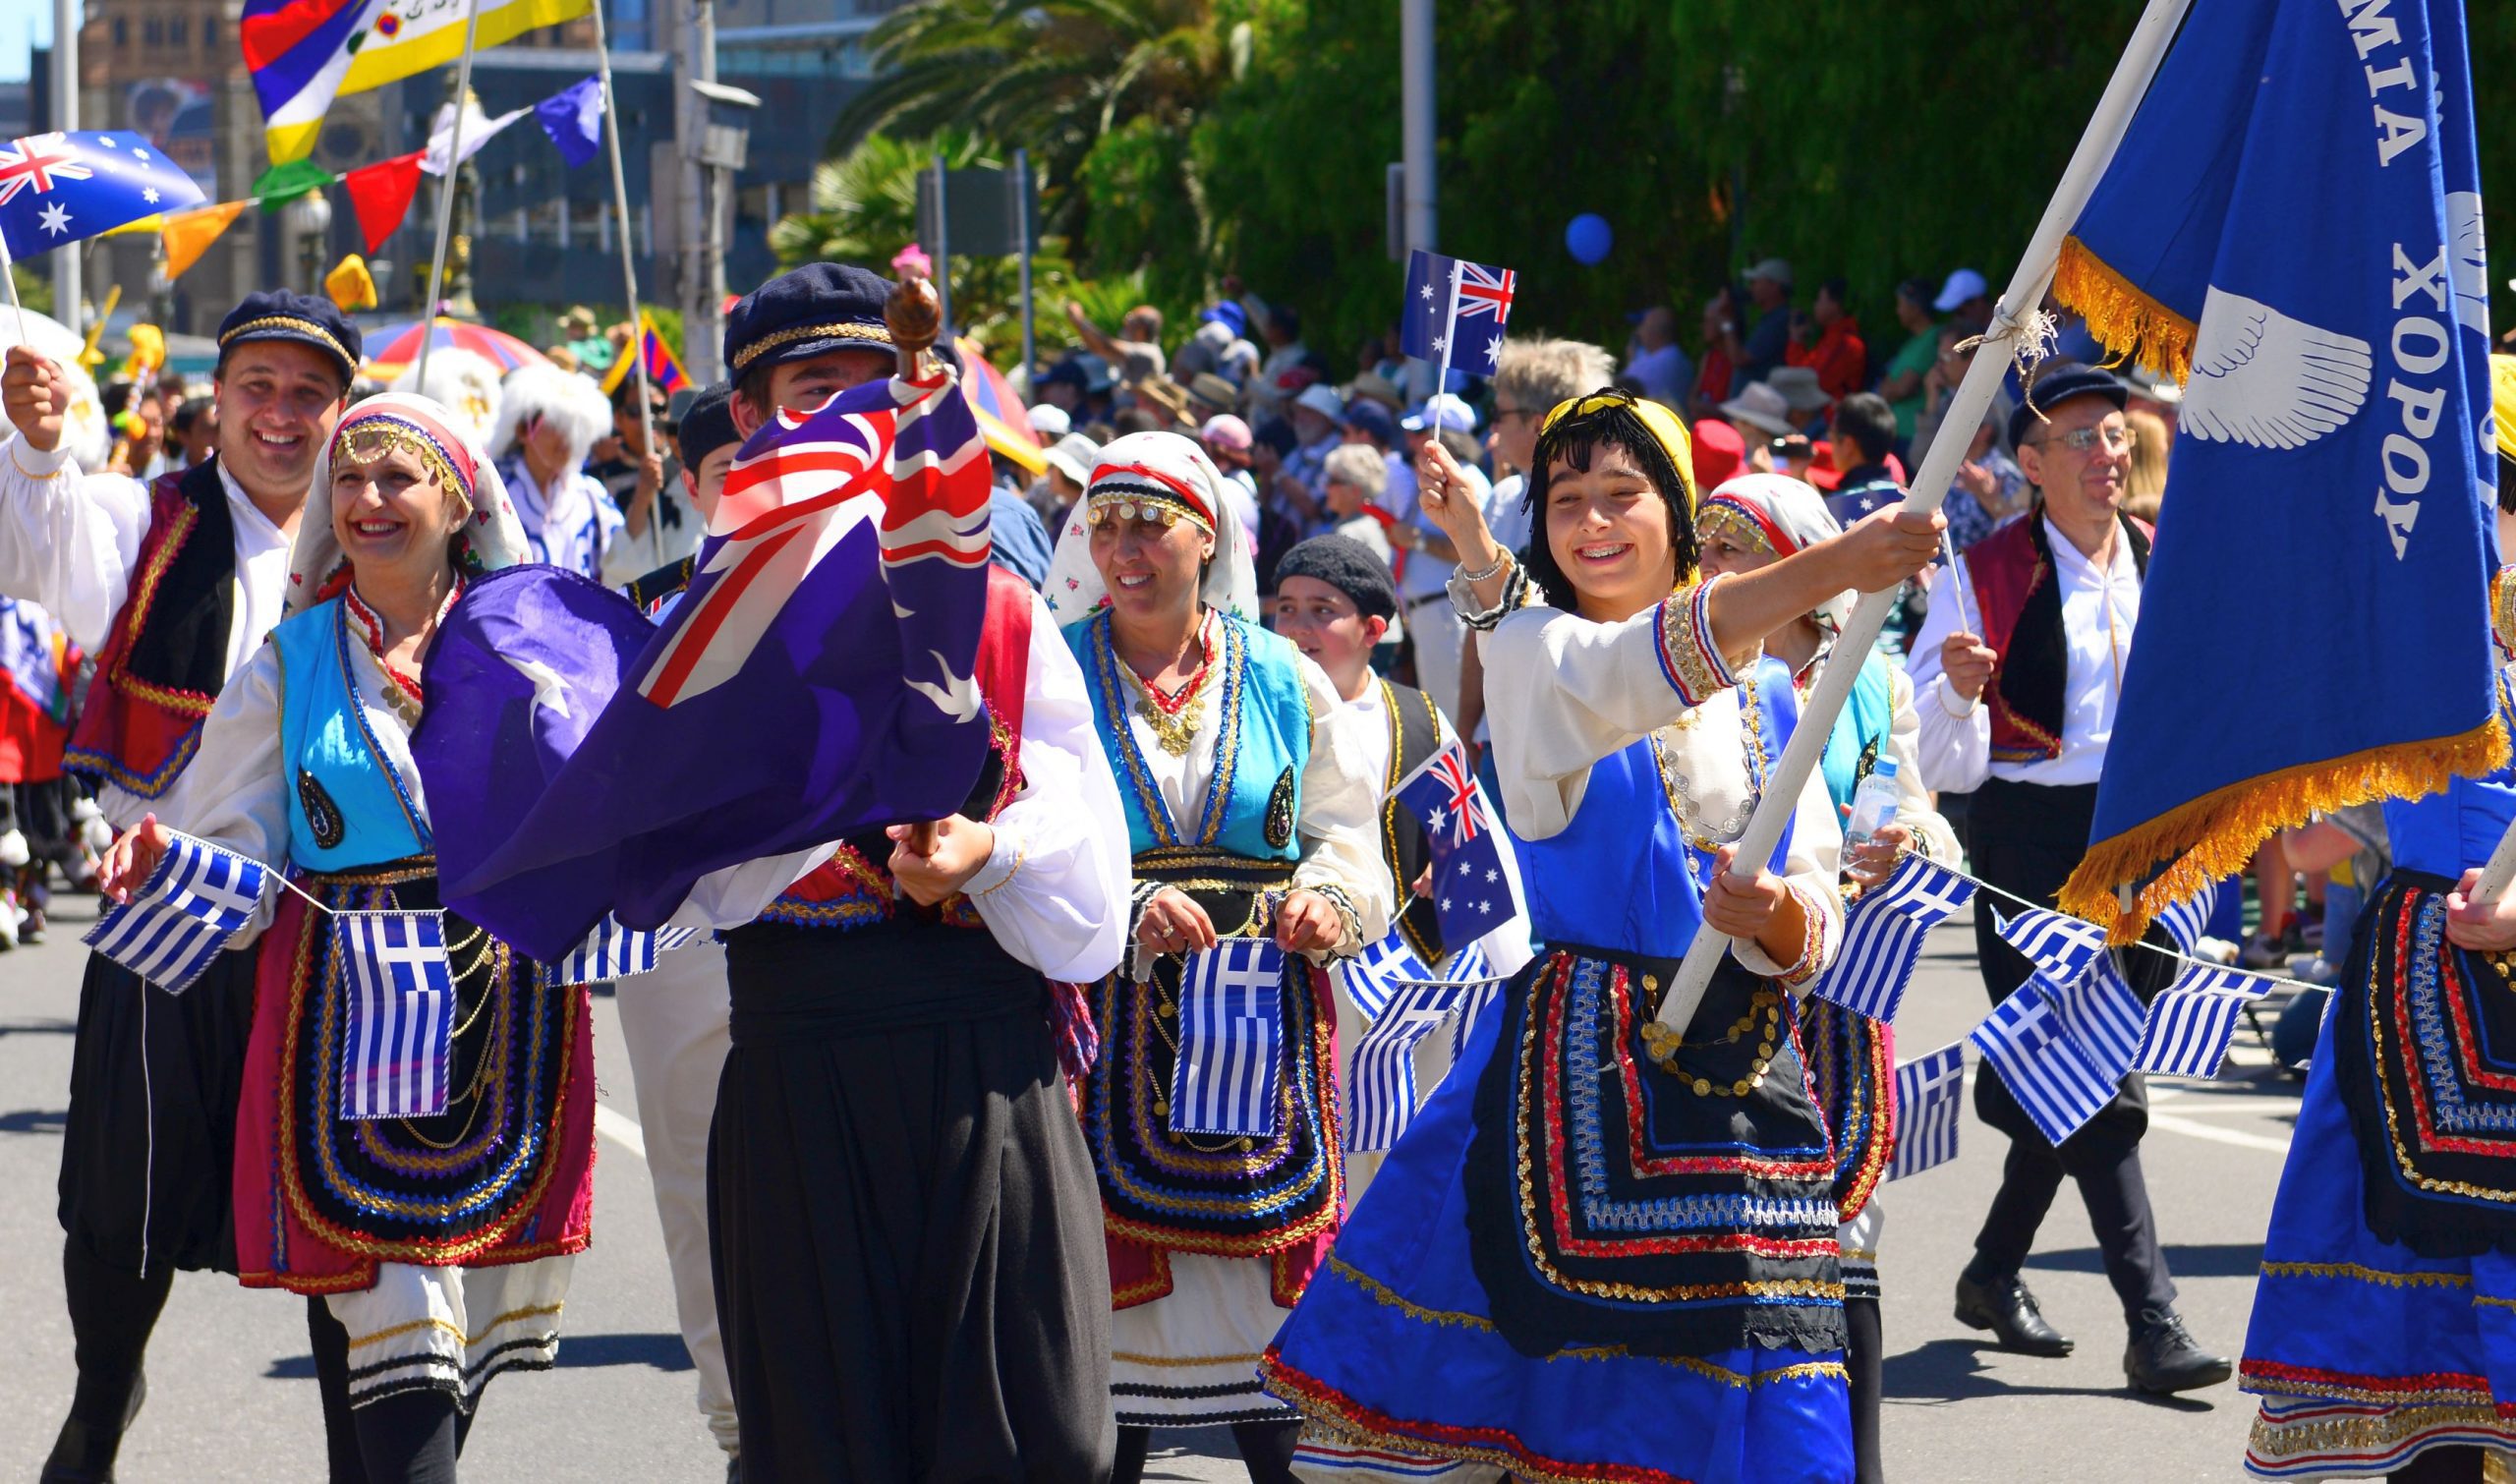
[2057, 720, 2511, 941]
[2051, 236, 2196, 384]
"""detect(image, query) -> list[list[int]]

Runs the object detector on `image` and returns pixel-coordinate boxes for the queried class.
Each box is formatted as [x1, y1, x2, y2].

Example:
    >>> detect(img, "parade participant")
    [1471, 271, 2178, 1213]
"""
[486, 361, 624, 579]
[2233, 367, 2516, 1484]
[599, 374, 688, 589]
[1, 292, 360, 1482]
[97, 392, 578, 1481]
[0, 597, 81, 945]
[1039, 431, 1389, 1483]
[1696, 472, 1959, 1484]
[1260, 391, 1942, 1484]
[1907, 363, 2231, 1392]
[671, 261, 1132, 1481]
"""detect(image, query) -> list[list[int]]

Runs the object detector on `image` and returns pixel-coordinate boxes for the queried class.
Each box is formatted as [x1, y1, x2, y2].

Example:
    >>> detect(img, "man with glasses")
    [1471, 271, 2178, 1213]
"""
[1909, 363, 2233, 1395]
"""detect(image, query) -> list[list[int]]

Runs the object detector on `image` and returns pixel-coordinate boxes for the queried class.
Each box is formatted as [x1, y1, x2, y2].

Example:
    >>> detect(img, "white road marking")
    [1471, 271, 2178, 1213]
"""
[2146, 1111, 2291, 1154]
[596, 1102, 647, 1160]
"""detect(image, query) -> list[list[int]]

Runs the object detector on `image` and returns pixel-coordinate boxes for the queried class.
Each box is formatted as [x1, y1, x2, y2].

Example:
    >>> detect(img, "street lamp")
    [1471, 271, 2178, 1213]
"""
[284, 192, 334, 297]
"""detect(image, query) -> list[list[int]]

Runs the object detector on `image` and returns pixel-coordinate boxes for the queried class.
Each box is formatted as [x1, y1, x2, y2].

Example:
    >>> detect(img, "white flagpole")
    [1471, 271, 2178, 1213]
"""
[588, 0, 657, 468]
[1430, 258, 1461, 415]
[1656, 0, 2197, 1034]
[416, 0, 486, 388]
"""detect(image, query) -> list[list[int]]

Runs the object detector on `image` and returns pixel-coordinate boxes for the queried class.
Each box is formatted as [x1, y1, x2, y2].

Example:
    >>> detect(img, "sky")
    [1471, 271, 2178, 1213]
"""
[5, 9, 53, 86]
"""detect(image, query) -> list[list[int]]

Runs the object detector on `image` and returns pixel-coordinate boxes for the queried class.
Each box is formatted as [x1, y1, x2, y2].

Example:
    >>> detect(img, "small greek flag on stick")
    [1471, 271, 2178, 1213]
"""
[1345, 980, 1464, 1152]
[84, 831, 270, 994]
[1172, 940, 1287, 1138]
[1811, 855, 1976, 1022]
[1970, 978, 2121, 1146]
[1335, 931, 1433, 1021]
[2136, 971, 2267, 1080]
[549, 917, 704, 986]
[337, 910, 457, 1121]
[1884, 1041, 1968, 1181]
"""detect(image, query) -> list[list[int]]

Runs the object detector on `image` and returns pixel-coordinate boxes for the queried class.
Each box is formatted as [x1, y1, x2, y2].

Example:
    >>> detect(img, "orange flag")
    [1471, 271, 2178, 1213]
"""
[162, 201, 251, 281]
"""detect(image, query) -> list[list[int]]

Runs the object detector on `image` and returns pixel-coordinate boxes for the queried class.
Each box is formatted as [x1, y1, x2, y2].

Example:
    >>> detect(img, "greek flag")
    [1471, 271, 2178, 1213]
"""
[549, 917, 704, 987]
[84, 831, 270, 995]
[1970, 978, 2121, 1146]
[1336, 932, 1434, 1021]
[337, 910, 456, 1121]
[1994, 906, 2109, 986]
[1811, 855, 1976, 1022]
[1449, 973, 1510, 1059]
[2153, 885, 2218, 961]
[2137, 971, 2266, 1080]
[1172, 940, 1287, 1138]
[1345, 980, 1464, 1153]
[2055, 954, 2146, 1079]
[1884, 1041, 1968, 1181]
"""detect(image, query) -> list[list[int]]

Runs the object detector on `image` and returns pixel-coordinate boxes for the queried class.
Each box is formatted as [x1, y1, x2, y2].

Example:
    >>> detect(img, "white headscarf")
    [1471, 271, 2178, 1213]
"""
[1041, 429, 1260, 626]
[1697, 472, 1853, 637]
[285, 391, 532, 615]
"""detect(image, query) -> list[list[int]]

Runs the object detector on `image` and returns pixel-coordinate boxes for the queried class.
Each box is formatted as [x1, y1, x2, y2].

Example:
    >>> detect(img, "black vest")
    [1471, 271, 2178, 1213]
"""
[1373, 680, 1447, 960]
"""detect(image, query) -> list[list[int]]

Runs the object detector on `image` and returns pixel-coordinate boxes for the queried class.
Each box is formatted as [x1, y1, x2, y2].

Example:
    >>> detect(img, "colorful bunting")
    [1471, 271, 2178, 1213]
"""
[161, 200, 250, 281]
[340, 150, 425, 255]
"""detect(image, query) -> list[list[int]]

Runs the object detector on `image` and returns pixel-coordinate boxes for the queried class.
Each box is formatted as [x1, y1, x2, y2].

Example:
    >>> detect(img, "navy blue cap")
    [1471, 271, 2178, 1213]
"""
[723, 262, 896, 379]
[2008, 362, 2127, 450]
[673, 381, 740, 470]
[1344, 397, 1399, 448]
[215, 290, 361, 386]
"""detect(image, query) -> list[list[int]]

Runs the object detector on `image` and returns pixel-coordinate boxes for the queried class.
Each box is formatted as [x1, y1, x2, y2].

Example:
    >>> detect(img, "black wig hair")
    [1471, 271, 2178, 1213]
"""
[2499, 448, 2516, 517]
[1518, 395, 1697, 612]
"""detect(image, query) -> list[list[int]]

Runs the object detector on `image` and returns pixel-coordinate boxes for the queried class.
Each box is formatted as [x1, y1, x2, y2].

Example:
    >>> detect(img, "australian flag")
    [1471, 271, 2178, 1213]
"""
[1401, 250, 1518, 372]
[1392, 739, 1521, 946]
[417, 370, 996, 961]
[0, 132, 204, 260]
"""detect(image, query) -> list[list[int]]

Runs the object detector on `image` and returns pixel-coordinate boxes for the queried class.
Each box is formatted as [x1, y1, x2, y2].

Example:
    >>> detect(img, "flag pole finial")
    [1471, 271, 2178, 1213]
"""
[887, 269, 943, 380]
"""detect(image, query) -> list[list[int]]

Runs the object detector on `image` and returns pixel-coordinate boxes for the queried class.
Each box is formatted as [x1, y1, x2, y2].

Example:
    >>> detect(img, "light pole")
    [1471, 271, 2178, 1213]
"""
[52, 0, 82, 329]
[285, 192, 333, 297]
[1400, 0, 1436, 396]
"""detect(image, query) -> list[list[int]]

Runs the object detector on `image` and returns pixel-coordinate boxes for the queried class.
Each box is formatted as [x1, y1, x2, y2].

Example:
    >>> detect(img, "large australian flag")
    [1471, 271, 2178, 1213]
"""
[1, 132, 204, 259]
[416, 370, 996, 961]
[1400, 249, 1517, 374]
[1392, 738, 1522, 945]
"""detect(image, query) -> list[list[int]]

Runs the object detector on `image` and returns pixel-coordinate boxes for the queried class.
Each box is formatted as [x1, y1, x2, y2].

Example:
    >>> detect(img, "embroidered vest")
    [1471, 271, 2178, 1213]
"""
[1964, 508, 2150, 765]
[269, 599, 431, 871]
[1817, 653, 1897, 812]
[1373, 680, 1447, 960]
[753, 565, 1036, 931]
[64, 461, 239, 798]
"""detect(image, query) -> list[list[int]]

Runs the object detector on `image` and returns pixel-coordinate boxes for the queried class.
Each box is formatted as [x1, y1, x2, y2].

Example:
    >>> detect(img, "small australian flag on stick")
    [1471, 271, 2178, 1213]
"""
[1401, 250, 1517, 375]
[1392, 739, 1522, 946]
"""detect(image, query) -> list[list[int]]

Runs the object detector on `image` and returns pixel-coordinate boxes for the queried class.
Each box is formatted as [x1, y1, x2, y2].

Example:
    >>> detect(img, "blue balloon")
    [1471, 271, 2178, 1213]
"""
[1566, 213, 1613, 265]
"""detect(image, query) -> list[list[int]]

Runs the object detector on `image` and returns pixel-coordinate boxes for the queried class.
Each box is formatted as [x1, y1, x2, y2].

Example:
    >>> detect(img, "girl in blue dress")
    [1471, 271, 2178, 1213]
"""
[1260, 393, 1942, 1484]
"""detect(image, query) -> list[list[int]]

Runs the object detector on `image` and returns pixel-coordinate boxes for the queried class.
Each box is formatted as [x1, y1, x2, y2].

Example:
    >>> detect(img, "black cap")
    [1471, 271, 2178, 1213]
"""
[2008, 362, 2127, 450]
[723, 262, 896, 378]
[215, 290, 361, 386]
[673, 381, 740, 470]
[1275, 534, 1400, 623]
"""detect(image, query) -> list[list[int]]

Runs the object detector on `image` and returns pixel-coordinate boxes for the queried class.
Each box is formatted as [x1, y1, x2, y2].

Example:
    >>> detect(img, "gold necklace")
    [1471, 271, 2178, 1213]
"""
[1125, 619, 1216, 758]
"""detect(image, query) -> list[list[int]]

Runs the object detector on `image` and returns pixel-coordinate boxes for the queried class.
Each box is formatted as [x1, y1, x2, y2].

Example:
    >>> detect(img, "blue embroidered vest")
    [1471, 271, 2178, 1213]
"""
[1066, 609, 1312, 860]
[1818, 653, 1896, 813]
[269, 599, 430, 871]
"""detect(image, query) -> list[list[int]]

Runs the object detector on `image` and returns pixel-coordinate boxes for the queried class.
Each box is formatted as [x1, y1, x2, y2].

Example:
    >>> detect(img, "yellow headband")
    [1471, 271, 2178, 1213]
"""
[2493, 354, 2516, 466]
[1538, 391, 1700, 515]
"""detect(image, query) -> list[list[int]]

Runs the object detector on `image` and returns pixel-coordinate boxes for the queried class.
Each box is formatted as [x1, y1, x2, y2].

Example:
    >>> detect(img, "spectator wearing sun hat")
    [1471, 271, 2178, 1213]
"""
[1198, 414, 1264, 551]
[1278, 382, 1347, 534]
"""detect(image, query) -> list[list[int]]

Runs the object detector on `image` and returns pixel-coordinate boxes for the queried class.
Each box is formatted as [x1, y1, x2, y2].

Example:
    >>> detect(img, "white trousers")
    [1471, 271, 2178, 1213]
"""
[1404, 596, 1467, 725]
[612, 940, 737, 1454]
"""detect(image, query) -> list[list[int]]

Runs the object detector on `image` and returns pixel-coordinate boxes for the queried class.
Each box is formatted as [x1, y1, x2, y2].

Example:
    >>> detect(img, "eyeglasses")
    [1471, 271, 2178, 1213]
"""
[1492, 405, 1532, 426]
[2033, 423, 2137, 455]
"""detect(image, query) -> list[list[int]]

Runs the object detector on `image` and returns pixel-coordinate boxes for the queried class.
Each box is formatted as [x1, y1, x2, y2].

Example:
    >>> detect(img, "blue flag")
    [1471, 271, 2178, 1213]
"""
[2050, 0, 2499, 937]
[419, 371, 996, 960]
[1809, 854, 1976, 1023]
[0, 131, 206, 260]
[533, 76, 605, 169]
[1392, 739, 1522, 946]
[1400, 250, 1518, 373]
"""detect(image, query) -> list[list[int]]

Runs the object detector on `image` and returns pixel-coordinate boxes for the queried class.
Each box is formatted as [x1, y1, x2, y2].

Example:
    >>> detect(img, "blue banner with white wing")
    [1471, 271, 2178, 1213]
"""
[2051, 0, 2501, 939]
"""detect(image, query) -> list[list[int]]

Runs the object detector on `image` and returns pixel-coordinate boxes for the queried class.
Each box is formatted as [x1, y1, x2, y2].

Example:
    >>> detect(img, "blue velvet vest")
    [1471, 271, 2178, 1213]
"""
[269, 599, 430, 871]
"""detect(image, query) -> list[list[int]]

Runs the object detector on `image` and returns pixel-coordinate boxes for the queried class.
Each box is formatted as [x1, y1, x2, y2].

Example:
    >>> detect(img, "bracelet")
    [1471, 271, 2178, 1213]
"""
[1452, 563, 1531, 632]
[1456, 545, 1513, 584]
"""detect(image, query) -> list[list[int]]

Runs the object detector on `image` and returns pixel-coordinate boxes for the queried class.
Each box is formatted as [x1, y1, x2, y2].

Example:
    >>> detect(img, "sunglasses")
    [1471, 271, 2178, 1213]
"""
[2032, 424, 2137, 455]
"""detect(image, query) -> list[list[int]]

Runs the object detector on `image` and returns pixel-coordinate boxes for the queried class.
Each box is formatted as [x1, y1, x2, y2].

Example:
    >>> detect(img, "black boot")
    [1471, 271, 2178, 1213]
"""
[2123, 1307, 2234, 1394]
[40, 1371, 145, 1484]
[1954, 1272, 2075, 1356]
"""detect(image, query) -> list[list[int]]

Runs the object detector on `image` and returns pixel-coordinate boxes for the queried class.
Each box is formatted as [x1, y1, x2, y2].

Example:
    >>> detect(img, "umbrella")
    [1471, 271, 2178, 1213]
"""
[361, 317, 552, 378]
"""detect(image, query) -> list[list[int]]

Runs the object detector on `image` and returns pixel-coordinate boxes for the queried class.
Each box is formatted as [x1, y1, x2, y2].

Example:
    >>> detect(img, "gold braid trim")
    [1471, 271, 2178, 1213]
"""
[2493, 565, 2516, 663]
[729, 318, 893, 371]
[2248, 1402, 2516, 1462]
[217, 314, 356, 372]
[344, 1302, 564, 1351]
[2051, 236, 2196, 383]
[2057, 719, 2511, 940]
[2258, 1260, 2470, 1289]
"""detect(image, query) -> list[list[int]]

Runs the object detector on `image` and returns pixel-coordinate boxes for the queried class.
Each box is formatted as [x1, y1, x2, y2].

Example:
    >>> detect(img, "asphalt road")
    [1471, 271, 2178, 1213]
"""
[0, 893, 2306, 1481]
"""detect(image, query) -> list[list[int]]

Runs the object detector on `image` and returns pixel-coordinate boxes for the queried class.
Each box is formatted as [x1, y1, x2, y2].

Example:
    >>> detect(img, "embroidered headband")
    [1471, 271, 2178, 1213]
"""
[329, 403, 478, 512]
[1696, 491, 1801, 558]
[1085, 459, 1217, 535]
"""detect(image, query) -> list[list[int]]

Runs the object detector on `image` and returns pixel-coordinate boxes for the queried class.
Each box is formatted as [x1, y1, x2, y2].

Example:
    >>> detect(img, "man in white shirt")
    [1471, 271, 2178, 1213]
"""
[1910, 364, 2230, 1395]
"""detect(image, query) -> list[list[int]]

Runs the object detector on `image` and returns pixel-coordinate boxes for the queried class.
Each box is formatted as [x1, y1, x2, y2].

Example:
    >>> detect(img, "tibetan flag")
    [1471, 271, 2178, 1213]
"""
[0, 132, 205, 260]
[2050, 0, 2500, 937]
[1401, 250, 1518, 373]
[417, 370, 996, 960]
[84, 832, 270, 995]
[602, 313, 692, 399]
[243, 0, 592, 167]
[955, 337, 1045, 477]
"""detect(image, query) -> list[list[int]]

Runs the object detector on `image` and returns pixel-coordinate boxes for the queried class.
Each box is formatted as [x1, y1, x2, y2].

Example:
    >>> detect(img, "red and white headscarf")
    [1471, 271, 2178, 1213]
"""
[285, 392, 532, 614]
[1042, 430, 1259, 624]
[1696, 473, 1853, 636]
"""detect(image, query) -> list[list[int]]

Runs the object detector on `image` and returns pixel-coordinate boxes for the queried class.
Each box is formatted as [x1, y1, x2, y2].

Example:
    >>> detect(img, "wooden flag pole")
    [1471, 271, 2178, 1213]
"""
[415, 0, 486, 387]
[886, 269, 945, 856]
[587, 0, 657, 472]
[1655, 0, 2197, 1034]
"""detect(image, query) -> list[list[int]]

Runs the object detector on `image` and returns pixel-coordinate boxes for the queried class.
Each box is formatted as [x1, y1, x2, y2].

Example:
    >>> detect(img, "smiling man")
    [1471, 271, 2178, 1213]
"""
[0, 291, 359, 1481]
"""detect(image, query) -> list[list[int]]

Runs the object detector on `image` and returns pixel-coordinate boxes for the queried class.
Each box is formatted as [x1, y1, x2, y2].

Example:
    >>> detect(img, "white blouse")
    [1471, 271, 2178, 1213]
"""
[1480, 593, 1845, 980]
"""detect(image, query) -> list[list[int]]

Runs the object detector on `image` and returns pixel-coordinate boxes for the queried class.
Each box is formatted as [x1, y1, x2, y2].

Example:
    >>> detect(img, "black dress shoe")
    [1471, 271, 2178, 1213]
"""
[1954, 1273, 2076, 1356]
[2124, 1308, 2234, 1393]
[39, 1371, 145, 1484]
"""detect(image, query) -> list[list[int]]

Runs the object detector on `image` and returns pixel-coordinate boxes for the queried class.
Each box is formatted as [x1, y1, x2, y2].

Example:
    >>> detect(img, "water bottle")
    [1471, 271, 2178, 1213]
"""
[1844, 758, 1902, 849]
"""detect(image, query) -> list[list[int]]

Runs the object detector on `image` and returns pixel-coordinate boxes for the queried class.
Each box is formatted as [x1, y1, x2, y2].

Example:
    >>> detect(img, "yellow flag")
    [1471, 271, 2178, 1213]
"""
[122, 325, 167, 382]
[325, 254, 379, 313]
[162, 201, 251, 282]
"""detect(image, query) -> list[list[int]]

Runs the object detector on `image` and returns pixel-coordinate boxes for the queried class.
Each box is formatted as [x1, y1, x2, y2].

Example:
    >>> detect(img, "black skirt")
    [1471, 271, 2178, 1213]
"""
[56, 945, 257, 1275]
[709, 921, 1115, 1483]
